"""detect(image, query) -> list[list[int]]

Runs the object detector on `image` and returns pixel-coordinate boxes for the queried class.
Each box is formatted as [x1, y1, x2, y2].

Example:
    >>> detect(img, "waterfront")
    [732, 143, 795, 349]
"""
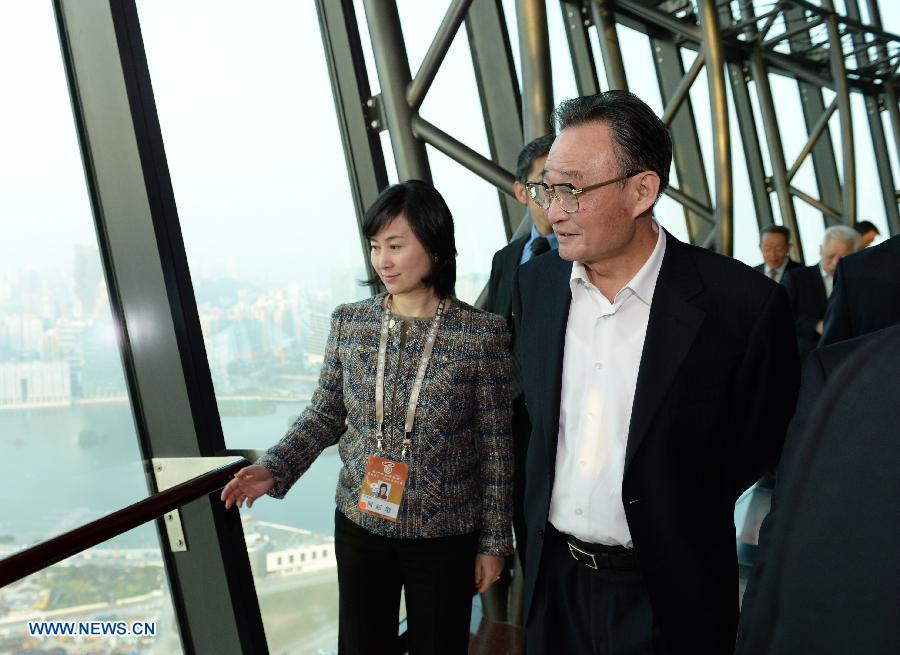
[0, 399, 343, 549]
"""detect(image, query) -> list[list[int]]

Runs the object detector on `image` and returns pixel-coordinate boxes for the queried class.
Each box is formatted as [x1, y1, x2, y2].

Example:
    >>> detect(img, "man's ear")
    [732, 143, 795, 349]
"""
[514, 180, 528, 206]
[632, 171, 660, 217]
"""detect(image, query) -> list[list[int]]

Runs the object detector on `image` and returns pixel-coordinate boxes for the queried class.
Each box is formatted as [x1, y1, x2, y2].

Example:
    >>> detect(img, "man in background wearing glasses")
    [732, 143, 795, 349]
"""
[512, 90, 799, 654]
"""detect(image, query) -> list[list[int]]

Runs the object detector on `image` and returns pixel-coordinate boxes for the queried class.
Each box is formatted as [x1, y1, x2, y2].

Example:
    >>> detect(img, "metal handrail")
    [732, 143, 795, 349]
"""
[0, 458, 249, 587]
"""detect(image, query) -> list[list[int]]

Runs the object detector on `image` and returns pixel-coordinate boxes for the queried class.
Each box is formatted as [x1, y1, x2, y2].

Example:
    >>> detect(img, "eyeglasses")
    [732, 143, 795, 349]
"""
[526, 170, 642, 214]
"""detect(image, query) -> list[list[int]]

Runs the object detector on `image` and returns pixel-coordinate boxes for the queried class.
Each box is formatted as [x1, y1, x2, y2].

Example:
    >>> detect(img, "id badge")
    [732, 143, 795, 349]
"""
[358, 455, 408, 522]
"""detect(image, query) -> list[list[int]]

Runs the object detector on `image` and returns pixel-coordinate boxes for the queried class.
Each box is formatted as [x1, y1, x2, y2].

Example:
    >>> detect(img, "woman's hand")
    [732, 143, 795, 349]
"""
[220, 465, 275, 510]
[474, 554, 505, 593]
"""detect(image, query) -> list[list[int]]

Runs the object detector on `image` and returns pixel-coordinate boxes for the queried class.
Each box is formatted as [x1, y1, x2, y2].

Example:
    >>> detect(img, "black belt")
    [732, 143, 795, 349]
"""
[549, 524, 637, 570]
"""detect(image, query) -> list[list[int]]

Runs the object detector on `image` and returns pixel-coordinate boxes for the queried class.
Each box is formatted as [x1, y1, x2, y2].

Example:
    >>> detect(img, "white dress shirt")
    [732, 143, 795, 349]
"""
[819, 264, 834, 298]
[765, 258, 789, 283]
[549, 224, 667, 547]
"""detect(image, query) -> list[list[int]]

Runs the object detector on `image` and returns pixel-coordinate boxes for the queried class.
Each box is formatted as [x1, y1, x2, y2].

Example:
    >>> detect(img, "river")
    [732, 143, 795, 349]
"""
[0, 400, 342, 549]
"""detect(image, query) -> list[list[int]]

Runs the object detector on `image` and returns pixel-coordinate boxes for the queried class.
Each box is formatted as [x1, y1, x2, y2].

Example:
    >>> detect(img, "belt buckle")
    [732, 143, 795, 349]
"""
[567, 542, 598, 570]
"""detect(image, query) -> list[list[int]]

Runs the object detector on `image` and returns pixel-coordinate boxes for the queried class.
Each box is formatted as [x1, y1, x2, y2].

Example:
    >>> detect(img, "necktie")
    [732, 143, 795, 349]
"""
[767, 269, 777, 281]
[531, 236, 550, 259]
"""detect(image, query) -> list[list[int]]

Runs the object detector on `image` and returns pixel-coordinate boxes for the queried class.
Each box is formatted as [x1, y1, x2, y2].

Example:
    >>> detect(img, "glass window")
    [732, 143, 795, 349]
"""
[0, 3, 182, 651]
[136, 1, 367, 650]
[1, 529, 183, 653]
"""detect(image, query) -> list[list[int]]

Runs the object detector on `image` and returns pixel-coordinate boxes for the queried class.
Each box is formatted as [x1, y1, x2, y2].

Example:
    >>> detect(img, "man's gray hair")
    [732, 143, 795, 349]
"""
[821, 225, 860, 249]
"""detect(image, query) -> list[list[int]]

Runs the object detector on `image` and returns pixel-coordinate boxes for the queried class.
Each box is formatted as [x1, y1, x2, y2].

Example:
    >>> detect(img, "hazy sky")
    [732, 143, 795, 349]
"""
[1, 1, 897, 299]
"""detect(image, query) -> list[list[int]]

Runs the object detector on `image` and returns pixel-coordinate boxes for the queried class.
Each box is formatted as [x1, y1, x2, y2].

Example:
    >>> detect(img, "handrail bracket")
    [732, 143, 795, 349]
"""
[152, 456, 245, 553]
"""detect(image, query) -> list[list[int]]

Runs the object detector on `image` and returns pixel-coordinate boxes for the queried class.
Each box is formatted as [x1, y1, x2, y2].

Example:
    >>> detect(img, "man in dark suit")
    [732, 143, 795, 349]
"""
[737, 323, 900, 654]
[485, 134, 555, 565]
[820, 234, 900, 346]
[782, 225, 858, 361]
[853, 219, 881, 249]
[752, 224, 802, 283]
[512, 91, 799, 654]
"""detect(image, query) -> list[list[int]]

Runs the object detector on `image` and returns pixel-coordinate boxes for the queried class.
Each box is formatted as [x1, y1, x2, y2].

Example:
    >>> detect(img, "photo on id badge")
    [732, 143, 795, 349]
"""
[372, 481, 391, 500]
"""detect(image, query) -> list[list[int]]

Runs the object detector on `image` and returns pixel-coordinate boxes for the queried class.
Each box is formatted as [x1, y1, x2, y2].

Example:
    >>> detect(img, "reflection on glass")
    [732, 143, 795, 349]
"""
[0, 6, 182, 651]
[136, 1, 371, 651]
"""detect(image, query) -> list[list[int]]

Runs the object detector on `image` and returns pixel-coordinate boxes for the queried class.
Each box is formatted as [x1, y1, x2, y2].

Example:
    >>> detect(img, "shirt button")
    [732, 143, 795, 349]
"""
[579, 460, 588, 468]
[594, 362, 603, 370]
[574, 508, 583, 516]
[586, 412, 594, 420]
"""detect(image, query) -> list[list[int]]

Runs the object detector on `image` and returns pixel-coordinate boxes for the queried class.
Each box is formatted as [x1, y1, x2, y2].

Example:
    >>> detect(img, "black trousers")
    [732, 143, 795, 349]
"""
[526, 524, 667, 655]
[334, 509, 478, 655]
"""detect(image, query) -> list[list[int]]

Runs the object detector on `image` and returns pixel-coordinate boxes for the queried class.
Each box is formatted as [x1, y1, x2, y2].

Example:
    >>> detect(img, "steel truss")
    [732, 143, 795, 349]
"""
[319, 0, 900, 262]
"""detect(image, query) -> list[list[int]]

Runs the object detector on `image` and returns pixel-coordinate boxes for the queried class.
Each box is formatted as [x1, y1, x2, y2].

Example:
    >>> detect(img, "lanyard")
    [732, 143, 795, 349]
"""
[374, 295, 446, 458]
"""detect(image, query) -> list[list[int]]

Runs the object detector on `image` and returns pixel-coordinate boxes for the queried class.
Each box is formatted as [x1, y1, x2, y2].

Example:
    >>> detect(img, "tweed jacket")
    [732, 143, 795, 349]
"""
[258, 293, 514, 556]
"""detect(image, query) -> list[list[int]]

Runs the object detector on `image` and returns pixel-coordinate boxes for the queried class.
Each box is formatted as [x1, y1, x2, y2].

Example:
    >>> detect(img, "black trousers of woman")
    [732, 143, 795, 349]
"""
[334, 509, 478, 655]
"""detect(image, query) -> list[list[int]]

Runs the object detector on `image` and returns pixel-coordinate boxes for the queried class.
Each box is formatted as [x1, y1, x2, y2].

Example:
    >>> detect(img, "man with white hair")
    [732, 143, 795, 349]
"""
[782, 225, 859, 360]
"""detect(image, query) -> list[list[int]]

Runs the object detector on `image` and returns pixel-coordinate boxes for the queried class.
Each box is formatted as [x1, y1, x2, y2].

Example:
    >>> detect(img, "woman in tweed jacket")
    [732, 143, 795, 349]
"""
[222, 180, 513, 654]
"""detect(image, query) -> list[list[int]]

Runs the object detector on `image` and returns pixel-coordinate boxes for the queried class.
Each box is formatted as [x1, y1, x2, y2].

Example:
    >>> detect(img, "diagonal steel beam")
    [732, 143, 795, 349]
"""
[407, 0, 474, 111]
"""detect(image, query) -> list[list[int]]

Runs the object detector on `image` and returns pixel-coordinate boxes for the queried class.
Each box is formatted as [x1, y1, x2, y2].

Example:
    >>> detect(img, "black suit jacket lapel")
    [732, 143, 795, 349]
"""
[498, 236, 528, 319]
[625, 237, 706, 472]
[534, 255, 573, 467]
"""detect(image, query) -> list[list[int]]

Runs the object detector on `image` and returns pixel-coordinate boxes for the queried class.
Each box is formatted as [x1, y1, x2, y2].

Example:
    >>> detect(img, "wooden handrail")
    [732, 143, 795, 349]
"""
[0, 458, 249, 587]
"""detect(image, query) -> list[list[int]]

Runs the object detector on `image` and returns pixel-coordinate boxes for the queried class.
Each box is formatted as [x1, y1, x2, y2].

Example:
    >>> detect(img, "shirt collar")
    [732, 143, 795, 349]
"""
[569, 221, 667, 306]
[767, 259, 788, 275]
[819, 263, 830, 279]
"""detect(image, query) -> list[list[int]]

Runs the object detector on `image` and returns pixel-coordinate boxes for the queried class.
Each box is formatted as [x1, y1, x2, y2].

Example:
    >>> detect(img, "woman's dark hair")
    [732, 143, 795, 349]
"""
[362, 180, 457, 298]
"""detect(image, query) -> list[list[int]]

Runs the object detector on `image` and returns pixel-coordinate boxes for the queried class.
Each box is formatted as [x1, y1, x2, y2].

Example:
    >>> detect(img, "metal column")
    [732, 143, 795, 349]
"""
[699, 0, 733, 255]
[467, 0, 526, 238]
[363, 0, 432, 181]
[561, 0, 600, 96]
[730, 0, 775, 229]
[592, 0, 628, 90]
[749, 47, 804, 261]
[517, 0, 555, 141]
[844, 0, 900, 233]
[822, 0, 856, 224]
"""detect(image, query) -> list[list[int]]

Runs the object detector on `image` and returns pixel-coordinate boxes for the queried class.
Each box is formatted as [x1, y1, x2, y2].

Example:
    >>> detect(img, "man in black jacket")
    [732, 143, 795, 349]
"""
[485, 133, 556, 563]
[782, 225, 858, 360]
[752, 224, 802, 283]
[737, 323, 900, 654]
[513, 91, 799, 654]
[820, 234, 900, 346]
